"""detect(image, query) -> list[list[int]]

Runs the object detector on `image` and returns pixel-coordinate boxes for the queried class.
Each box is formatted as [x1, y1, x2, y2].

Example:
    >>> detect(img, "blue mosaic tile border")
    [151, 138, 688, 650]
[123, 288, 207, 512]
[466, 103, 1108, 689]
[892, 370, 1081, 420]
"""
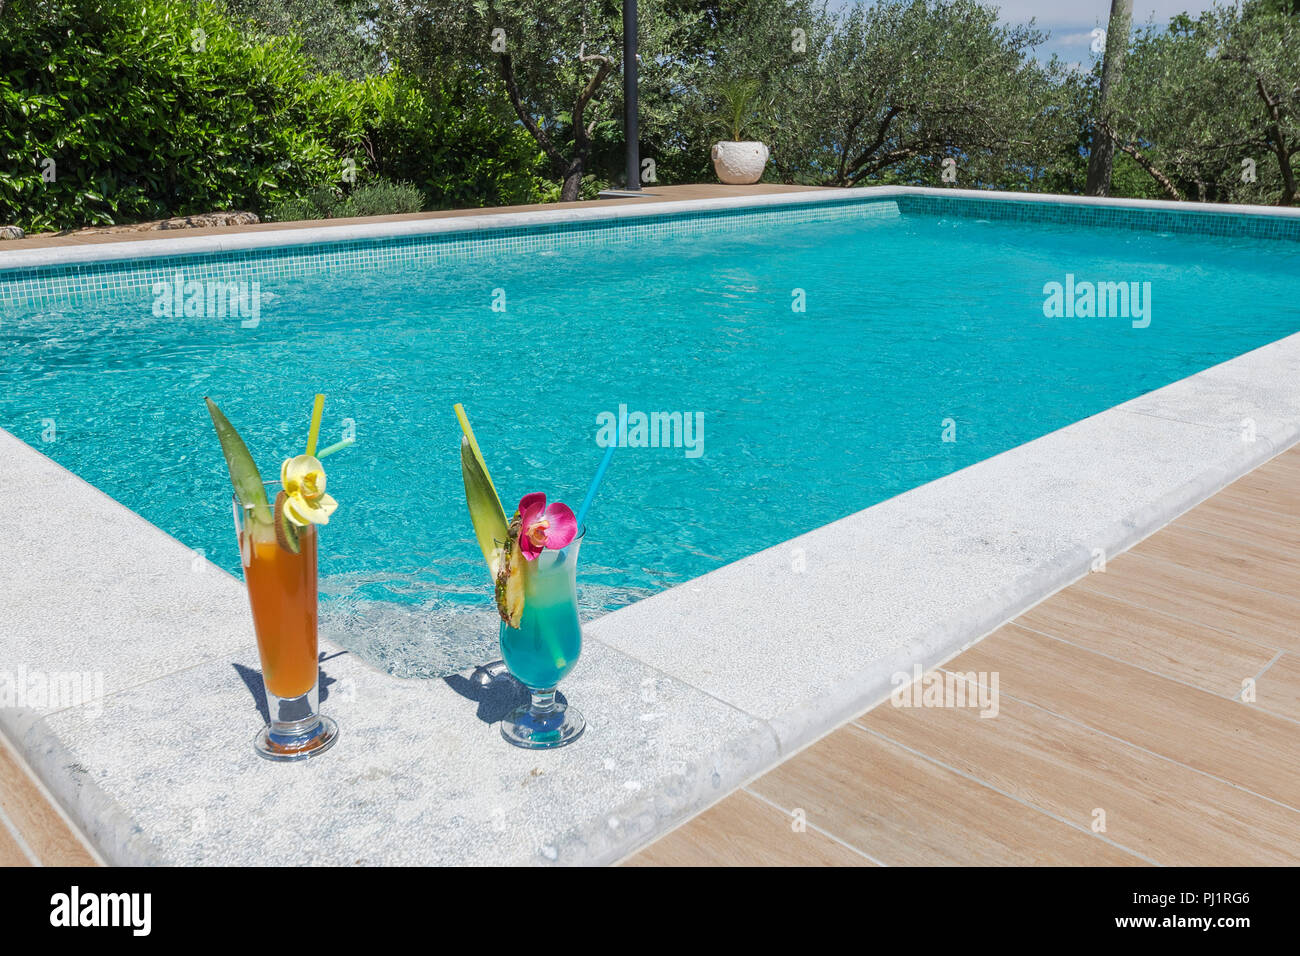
[897, 193, 1300, 242]
[0, 198, 899, 312]
[5, 191, 1298, 313]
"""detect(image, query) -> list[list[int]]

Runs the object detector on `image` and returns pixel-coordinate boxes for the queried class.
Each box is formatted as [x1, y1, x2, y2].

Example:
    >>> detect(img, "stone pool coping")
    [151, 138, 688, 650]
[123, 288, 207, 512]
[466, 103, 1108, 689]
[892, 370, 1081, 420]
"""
[2, 187, 1300, 865]
[5, 184, 1300, 273]
[0, 185, 826, 254]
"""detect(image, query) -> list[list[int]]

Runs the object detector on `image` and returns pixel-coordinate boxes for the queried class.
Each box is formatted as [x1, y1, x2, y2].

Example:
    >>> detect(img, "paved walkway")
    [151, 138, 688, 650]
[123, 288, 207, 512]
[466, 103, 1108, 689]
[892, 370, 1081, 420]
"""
[0, 184, 825, 253]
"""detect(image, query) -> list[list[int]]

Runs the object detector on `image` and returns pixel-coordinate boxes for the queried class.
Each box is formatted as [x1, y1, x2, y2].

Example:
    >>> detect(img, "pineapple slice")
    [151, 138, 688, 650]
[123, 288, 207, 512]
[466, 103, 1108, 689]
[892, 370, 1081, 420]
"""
[495, 512, 526, 628]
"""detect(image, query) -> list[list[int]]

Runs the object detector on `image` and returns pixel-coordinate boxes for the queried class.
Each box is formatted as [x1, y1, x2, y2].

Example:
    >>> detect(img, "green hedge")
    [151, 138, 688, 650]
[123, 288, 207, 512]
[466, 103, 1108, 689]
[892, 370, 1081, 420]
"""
[352, 69, 546, 212]
[0, 0, 544, 232]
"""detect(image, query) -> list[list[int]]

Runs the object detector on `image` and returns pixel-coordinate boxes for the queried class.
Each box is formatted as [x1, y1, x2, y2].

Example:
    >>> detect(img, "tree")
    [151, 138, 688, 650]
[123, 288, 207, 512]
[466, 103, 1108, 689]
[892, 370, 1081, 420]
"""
[1221, 3, 1300, 204]
[1085, 0, 1133, 196]
[721, 0, 1066, 189]
[381, 0, 700, 200]
[1107, 3, 1300, 205]
[220, 0, 383, 78]
[1106, 14, 1234, 201]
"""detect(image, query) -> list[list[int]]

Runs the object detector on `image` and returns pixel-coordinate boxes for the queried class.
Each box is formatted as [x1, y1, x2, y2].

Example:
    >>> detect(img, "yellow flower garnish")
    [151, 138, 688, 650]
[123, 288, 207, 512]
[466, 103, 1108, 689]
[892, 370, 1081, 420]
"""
[279, 454, 338, 526]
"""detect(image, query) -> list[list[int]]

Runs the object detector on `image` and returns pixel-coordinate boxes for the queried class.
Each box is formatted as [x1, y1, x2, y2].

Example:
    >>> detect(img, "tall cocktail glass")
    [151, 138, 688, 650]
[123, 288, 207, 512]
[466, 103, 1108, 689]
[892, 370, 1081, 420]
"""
[233, 486, 339, 761]
[498, 528, 585, 748]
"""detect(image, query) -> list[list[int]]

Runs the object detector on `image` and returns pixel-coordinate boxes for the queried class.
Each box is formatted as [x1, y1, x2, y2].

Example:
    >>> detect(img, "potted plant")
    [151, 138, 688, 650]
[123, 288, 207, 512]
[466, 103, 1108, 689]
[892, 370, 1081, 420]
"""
[709, 77, 770, 185]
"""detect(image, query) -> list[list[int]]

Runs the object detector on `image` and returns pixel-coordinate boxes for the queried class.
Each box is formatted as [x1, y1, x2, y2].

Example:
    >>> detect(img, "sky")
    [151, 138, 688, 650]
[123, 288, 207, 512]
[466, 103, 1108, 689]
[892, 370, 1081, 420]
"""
[989, 1, 1225, 65]
[825, 2, 1229, 67]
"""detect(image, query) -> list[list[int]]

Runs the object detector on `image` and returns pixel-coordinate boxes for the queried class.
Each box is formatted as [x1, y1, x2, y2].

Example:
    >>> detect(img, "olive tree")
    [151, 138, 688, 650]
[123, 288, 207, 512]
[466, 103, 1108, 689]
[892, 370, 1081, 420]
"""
[1220, 3, 1300, 204]
[220, 0, 383, 78]
[1106, 14, 1242, 201]
[381, 0, 700, 200]
[1085, 0, 1133, 196]
[708, 0, 1070, 188]
[1108, 3, 1300, 204]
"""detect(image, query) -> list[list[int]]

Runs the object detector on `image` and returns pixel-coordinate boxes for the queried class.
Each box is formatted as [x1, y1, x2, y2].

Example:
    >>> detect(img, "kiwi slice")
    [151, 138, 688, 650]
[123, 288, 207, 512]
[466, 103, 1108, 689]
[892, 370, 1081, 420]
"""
[273, 491, 302, 554]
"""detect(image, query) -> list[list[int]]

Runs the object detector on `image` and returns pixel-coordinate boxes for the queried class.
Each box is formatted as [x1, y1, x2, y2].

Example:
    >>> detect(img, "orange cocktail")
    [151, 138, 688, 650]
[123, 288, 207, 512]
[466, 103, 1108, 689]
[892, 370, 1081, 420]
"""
[243, 524, 319, 699]
[209, 394, 341, 762]
[232, 488, 338, 763]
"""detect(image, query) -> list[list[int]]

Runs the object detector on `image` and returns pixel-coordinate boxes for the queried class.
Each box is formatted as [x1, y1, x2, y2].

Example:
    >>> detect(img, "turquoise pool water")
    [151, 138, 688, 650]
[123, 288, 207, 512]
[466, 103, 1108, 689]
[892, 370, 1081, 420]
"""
[3, 200, 1299, 673]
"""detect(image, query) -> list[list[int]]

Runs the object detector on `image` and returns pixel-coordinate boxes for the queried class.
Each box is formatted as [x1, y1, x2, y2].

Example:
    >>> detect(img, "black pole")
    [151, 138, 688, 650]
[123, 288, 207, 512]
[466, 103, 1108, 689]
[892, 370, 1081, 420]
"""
[623, 0, 641, 191]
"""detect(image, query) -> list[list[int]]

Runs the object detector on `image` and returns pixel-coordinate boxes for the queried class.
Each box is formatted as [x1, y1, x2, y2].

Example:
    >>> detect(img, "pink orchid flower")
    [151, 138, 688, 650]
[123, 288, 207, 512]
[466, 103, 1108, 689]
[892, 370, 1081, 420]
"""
[517, 492, 578, 560]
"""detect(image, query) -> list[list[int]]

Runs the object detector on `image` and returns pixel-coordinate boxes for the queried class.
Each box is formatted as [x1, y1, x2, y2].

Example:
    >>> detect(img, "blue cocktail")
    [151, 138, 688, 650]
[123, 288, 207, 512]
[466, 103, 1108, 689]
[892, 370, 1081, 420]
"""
[498, 529, 586, 748]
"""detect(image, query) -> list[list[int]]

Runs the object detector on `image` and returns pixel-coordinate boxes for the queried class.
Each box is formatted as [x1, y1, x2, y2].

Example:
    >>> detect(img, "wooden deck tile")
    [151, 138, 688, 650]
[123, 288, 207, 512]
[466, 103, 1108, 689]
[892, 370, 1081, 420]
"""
[950, 625, 1300, 808]
[861, 692, 1300, 866]
[1017, 584, 1276, 696]
[748, 724, 1142, 866]
[1177, 494, 1300, 562]
[623, 790, 874, 867]
[1130, 522, 1300, 608]
[0, 736, 97, 867]
[1072, 551, 1300, 653]
[0, 815, 32, 867]
[1253, 654, 1300, 723]
[1217, 451, 1300, 516]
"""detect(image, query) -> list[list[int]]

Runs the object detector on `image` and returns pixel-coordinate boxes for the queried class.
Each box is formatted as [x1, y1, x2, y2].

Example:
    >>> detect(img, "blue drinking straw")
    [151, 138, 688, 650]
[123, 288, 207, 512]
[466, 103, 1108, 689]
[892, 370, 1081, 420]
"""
[574, 442, 616, 534]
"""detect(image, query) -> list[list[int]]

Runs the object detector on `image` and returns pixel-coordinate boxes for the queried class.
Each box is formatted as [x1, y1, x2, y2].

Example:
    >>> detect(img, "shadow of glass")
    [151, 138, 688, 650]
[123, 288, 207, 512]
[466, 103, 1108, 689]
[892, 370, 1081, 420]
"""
[443, 665, 530, 724]
[233, 650, 345, 724]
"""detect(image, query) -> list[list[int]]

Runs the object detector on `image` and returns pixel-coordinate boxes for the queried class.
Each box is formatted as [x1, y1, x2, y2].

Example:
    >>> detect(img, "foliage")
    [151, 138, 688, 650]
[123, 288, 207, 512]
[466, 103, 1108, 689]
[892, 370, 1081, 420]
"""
[0, 0, 543, 232]
[710, 0, 1071, 189]
[708, 77, 765, 143]
[1106, 3, 1300, 204]
[220, 0, 383, 79]
[353, 69, 546, 209]
[379, 0, 703, 198]
[338, 178, 424, 216]
[2, 0, 340, 230]
[266, 178, 424, 221]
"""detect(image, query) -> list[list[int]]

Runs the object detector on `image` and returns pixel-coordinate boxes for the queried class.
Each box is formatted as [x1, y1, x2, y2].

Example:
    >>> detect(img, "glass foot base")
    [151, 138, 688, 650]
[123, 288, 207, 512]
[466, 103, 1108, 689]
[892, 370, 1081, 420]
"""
[254, 715, 339, 762]
[500, 698, 585, 750]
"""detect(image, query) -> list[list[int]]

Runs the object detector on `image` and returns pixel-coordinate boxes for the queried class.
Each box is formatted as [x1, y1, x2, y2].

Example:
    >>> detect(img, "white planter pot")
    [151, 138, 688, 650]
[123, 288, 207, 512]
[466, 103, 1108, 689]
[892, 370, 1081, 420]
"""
[711, 141, 770, 185]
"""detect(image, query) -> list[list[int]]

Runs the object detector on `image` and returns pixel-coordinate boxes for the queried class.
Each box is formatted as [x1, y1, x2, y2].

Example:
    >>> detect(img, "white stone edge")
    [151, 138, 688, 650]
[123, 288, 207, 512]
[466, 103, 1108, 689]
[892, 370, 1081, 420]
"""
[4, 185, 1300, 272]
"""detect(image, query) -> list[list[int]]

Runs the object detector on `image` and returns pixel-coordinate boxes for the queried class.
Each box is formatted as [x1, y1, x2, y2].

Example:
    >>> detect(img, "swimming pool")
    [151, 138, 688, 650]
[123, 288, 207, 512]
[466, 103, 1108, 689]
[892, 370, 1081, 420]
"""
[3, 192, 1299, 676]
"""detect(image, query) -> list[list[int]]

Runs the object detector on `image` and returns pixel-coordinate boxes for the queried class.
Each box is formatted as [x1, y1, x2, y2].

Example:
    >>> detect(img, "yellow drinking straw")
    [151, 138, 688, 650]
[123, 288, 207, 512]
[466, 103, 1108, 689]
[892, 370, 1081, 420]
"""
[305, 393, 325, 458]
[454, 402, 501, 503]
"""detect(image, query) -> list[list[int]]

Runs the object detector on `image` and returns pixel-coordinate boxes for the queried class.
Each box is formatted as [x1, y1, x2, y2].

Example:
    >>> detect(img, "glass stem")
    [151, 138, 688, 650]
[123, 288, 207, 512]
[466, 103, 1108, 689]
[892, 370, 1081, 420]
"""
[530, 688, 558, 715]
